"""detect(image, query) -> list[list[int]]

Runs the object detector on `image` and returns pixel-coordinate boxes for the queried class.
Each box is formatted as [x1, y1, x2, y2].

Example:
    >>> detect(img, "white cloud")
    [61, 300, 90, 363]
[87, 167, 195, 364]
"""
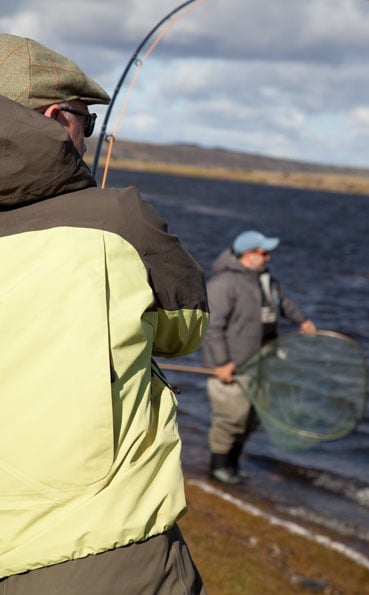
[1, 0, 369, 167]
[350, 107, 369, 136]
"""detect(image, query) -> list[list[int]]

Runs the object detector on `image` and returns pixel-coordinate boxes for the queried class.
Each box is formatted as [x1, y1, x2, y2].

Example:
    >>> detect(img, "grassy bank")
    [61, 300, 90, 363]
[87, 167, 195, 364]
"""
[85, 156, 369, 197]
[179, 480, 369, 594]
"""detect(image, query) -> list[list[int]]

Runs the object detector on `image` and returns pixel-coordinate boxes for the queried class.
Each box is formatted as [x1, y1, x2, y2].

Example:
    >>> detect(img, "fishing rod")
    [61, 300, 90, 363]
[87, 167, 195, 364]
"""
[92, 0, 203, 178]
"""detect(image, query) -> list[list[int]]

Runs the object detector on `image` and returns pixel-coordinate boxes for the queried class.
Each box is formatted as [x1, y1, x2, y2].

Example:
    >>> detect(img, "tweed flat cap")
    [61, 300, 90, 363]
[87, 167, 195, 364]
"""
[0, 34, 110, 109]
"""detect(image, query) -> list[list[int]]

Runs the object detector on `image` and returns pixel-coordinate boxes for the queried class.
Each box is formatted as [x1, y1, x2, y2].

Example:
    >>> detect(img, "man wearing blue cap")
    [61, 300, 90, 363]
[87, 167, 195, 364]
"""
[202, 230, 315, 484]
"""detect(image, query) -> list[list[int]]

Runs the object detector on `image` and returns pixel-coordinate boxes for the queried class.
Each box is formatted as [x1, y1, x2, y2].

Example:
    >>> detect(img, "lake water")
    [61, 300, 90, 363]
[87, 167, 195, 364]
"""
[104, 167, 369, 562]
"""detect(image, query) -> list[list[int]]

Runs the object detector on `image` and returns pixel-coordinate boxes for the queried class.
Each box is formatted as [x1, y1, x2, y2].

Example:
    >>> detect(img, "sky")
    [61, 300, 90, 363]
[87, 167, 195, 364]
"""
[2, 0, 369, 168]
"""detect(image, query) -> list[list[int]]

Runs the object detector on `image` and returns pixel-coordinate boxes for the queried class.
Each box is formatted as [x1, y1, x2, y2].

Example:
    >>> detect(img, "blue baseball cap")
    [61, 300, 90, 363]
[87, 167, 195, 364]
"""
[232, 230, 280, 255]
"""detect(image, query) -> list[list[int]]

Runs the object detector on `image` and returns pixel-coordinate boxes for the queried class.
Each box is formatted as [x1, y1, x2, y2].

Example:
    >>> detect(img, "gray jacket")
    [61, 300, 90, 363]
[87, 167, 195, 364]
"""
[202, 248, 307, 371]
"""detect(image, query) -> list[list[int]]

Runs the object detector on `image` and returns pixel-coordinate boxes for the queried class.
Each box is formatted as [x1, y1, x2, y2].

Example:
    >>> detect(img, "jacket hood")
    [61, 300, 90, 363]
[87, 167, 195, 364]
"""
[0, 96, 96, 208]
[212, 247, 246, 274]
[212, 247, 270, 279]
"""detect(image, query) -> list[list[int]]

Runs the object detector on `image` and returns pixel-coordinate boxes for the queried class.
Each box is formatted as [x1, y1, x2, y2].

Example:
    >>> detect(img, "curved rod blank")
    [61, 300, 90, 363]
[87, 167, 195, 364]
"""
[92, 0, 198, 177]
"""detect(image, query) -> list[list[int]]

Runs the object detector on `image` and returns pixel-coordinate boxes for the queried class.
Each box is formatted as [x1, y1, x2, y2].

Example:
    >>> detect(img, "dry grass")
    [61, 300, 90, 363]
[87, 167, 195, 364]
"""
[179, 481, 369, 595]
[85, 155, 369, 196]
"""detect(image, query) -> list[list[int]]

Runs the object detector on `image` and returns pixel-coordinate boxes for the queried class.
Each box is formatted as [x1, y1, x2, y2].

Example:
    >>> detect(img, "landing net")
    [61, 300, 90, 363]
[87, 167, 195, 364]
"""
[236, 330, 368, 451]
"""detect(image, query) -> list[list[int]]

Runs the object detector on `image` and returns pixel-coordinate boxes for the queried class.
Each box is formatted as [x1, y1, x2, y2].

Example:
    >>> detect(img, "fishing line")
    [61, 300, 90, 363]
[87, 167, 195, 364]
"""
[93, 0, 206, 186]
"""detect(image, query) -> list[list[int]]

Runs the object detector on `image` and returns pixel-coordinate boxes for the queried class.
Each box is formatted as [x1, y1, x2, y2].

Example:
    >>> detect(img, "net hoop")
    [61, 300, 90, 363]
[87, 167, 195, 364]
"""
[236, 329, 368, 449]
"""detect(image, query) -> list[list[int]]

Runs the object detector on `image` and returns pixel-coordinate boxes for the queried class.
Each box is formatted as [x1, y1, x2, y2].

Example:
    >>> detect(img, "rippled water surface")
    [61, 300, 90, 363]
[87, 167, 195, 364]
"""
[105, 168, 369, 558]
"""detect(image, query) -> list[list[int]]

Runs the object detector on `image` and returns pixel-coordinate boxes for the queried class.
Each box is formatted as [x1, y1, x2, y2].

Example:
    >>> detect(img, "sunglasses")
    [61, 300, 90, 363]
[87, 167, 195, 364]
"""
[60, 107, 97, 137]
[253, 249, 269, 257]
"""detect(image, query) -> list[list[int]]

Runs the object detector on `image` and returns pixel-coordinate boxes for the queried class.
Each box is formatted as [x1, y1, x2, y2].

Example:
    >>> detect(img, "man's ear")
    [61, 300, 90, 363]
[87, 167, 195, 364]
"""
[43, 104, 62, 121]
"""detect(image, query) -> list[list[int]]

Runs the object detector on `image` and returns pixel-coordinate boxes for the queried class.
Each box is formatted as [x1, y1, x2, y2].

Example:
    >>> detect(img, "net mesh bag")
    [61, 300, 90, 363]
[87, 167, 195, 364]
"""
[236, 330, 368, 451]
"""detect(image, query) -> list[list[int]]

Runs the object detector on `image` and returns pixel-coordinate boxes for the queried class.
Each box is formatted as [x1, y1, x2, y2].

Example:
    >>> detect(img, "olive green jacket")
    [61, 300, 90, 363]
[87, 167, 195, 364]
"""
[0, 97, 209, 578]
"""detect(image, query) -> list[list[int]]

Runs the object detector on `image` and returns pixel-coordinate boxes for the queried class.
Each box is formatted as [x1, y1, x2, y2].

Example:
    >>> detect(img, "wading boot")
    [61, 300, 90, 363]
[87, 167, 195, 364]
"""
[227, 440, 248, 479]
[210, 453, 241, 485]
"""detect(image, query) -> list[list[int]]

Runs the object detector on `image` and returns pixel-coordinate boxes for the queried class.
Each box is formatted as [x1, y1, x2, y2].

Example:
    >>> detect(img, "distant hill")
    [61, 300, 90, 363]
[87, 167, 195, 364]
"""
[87, 138, 369, 176]
[86, 138, 369, 195]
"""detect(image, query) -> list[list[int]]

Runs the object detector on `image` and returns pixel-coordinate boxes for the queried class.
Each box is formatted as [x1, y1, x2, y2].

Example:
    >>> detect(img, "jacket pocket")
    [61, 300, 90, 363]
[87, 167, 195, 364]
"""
[0, 229, 114, 495]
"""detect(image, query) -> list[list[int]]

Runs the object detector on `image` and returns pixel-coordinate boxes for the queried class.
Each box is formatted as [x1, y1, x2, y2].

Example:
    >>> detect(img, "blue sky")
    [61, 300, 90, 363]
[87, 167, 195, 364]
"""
[2, 0, 369, 168]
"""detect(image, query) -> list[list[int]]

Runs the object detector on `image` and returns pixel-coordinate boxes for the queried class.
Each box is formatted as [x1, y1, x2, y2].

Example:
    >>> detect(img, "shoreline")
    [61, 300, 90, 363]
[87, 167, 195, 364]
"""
[180, 477, 369, 594]
[85, 156, 369, 197]
[176, 412, 369, 593]
[191, 479, 369, 570]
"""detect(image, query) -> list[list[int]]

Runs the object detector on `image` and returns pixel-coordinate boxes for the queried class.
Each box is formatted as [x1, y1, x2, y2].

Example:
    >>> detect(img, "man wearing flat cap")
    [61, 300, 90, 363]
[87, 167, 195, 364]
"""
[0, 34, 208, 594]
[203, 230, 315, 484]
